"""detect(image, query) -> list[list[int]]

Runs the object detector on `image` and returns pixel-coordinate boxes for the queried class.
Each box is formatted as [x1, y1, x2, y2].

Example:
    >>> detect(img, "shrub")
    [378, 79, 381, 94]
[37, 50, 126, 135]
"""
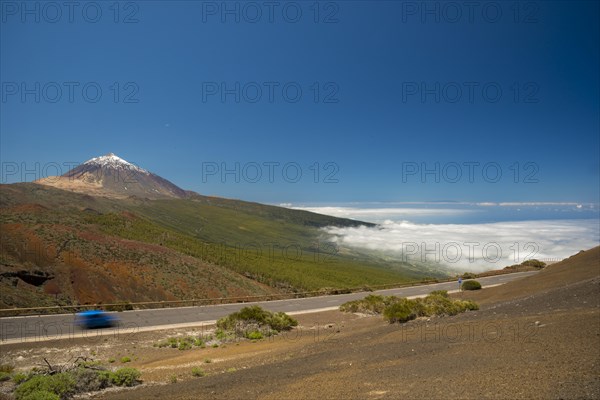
[0, 371, 11, 382]
[71, 368, 110, 392]
[178, 341, 192, 351]
[217, 306, 270, 331]
[216, 306, 297, 334]
[215, 329, 227, 340]
[13, 372, 29, 384]
[461, 280, 482, 291]
[204, 359, 212, 364]
[108, 358, 115, 364]
[0, 364, 14, 373]
[191, 367, 205, 377]
[350, 292, 479, 324]
[268, 312, 298, 331]
[521, 259, 546, 269]
[383, 299, 417, 323]
[20, 391, 60, 400]
[15, 373, 75, 400]
[340, 294, 393, 315]
[456, 300, 479, 311]
[109, 368, 141, 387]
[422, 294, 460, 316]
[120, 356, 131, 363]
[246, 330, 263, 340]
[461, 272, 477, 279]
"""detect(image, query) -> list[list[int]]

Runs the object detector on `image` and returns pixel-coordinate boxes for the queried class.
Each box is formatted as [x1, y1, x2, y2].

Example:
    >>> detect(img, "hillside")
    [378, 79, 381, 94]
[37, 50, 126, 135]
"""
[94, 247, 599, 400]
[0, 183, 443, 308]
[453, 245, 600, 305]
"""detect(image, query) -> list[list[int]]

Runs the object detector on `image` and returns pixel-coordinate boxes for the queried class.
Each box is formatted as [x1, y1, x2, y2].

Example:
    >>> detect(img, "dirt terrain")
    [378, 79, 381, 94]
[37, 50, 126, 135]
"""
[1, 247, 598, 399]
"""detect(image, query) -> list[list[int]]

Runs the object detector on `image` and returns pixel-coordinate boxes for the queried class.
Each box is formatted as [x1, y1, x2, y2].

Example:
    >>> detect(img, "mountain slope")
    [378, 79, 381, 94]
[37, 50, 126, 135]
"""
[34, 153, 187, 199]
[1, 153, 447, 308]
[0, 183, 442, 308]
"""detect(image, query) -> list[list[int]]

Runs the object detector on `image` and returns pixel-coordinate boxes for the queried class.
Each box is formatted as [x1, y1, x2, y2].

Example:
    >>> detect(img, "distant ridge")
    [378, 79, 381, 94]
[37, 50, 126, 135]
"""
[35, 153, 188, 199]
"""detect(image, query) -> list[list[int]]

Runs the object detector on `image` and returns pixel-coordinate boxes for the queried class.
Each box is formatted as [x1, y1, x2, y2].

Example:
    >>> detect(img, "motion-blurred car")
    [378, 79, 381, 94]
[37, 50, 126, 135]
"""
[75, 310, 119, 329]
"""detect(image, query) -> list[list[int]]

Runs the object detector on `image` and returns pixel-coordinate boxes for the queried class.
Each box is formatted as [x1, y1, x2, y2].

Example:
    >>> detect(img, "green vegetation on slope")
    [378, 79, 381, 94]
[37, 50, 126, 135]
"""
[89, 200, 431, 291]
[1, 183, 448, 306]
[340, 290, 478, 323]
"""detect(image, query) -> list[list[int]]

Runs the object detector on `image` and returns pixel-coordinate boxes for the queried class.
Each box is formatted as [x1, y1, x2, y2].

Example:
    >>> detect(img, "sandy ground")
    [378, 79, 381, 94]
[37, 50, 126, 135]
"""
[1, 248, 598, 399]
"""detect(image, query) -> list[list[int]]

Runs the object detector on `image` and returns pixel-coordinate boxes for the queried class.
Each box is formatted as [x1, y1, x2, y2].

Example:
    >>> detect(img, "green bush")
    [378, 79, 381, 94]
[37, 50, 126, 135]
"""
[246, 330, 263, 340]
[455, 300, 479, 311]
[347, 292, 479, 324]
[109, 368, 141, 387]
[0, 364, 14, 373]
[120, 356, 131, 363]
[421, 294, 460, 316]
[521, 259, 546, 269]
[15, 373, 75, 400]
[461, 280, 482, 291]
[71, 368, 110, 392]
[340, 294, 395, 315]
[191, 367, 205, 377]
[178, 341, 192, 351]
[0, 371, 11, 382]
[20, 391, 60, 400]
[217, 306, 270, 330]
[215, 329, 228, 340]
[13, 372, 29, 384]
[216, 306, 297, 334]
[383, 299, 417, 323]
[461, 272, 477, 279]
[268, 312, 298, 331]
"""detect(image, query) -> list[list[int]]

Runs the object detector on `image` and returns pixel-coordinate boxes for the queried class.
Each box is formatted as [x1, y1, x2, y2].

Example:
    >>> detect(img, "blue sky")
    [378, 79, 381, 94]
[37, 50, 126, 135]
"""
[1, 0, 599, 204]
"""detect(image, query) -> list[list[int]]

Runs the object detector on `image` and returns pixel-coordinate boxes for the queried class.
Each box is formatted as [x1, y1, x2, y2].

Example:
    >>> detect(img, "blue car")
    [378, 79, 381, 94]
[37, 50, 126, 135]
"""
[75, 310, 119, 329]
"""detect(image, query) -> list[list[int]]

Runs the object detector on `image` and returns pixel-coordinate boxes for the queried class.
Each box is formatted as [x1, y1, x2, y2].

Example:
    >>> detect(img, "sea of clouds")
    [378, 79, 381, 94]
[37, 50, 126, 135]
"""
[288, 204, 600, 272]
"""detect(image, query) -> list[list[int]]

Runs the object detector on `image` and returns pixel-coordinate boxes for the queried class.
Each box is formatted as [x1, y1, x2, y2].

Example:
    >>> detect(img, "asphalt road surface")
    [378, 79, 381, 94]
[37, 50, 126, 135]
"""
[0, 272, 537, 343]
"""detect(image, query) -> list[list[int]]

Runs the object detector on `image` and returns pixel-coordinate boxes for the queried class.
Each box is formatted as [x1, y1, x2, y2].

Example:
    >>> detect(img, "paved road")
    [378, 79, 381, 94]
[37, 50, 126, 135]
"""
[0, 271, 537, 343]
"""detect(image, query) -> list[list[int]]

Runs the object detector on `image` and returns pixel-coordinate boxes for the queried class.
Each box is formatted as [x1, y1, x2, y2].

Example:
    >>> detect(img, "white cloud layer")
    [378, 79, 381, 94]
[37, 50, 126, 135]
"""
[291, 206, 472, 222]
[323, 219, 599, 272]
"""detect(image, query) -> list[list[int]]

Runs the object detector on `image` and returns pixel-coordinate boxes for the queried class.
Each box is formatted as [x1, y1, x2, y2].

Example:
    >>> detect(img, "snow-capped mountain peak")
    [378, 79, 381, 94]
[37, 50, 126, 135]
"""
[83, 153, 149, 174]
[34, 152, 189, 199]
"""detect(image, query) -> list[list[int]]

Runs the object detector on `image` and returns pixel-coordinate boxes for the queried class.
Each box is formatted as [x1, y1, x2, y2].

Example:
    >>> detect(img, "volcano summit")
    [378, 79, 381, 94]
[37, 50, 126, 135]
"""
[35, 153, 188, 199]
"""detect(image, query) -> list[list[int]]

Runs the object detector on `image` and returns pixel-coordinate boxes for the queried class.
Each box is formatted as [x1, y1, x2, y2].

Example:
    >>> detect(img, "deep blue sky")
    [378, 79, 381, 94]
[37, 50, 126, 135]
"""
[1, 1, 599, 204]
